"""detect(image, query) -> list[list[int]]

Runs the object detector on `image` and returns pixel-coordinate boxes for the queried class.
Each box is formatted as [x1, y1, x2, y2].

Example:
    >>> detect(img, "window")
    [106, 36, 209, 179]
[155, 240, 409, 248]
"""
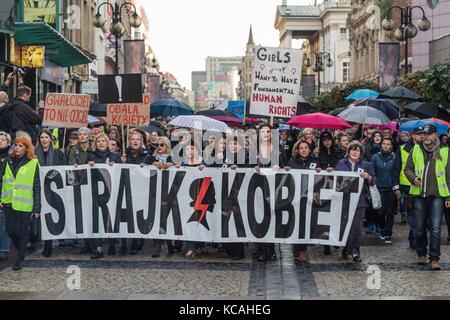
[343, 62, 350, 83]
[340, 28, 348, 40]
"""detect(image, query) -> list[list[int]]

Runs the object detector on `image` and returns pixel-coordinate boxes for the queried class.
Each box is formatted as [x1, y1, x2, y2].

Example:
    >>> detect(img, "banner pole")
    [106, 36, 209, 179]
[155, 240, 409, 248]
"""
[121, 124, 126, 155]
[127, 125, 130, 149]
[62, 128, 67, 151]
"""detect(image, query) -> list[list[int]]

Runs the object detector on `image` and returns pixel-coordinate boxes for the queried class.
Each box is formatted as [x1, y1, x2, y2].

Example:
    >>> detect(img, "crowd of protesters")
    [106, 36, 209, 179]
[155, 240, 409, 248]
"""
[0, 77, 450, 272]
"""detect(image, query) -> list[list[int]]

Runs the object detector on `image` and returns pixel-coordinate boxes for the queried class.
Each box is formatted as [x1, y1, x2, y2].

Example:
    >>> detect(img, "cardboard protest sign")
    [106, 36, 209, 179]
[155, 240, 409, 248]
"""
[106, 93, 151, 126]
[43, 93, 90, 128]
[98, 74, 143, 104]
[250, 46, 303, 118]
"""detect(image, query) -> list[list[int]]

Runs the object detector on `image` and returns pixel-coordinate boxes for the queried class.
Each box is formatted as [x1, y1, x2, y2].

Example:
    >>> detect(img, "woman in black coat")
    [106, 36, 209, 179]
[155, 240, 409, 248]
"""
[288, 139, 320, 263]
[35, 129, 66, 257]
[0, 131, 11, 261]
[118, 131, 153, 255]
[87, 133, 120, 259]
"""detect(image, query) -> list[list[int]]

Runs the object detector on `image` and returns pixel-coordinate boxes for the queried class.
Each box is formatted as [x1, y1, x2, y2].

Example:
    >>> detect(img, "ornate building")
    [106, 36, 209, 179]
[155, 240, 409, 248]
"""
[348, 0, 412, 82]
[274, 0, 352, 93]
[238, 26, 256, 101]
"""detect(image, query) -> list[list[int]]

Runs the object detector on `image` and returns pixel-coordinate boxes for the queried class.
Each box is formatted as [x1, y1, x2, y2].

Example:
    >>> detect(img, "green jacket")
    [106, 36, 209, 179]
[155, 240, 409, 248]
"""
[405, 142, 450, 201]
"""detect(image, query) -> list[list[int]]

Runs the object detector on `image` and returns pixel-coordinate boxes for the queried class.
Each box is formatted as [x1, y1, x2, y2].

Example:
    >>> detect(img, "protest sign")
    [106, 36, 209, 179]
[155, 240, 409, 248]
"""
[250, 46, 302, 118]
[40, 165, 362, 245]
[43, 93, 90, 128]
[106, 93, 151, 126]
[98, 74, 142, 104]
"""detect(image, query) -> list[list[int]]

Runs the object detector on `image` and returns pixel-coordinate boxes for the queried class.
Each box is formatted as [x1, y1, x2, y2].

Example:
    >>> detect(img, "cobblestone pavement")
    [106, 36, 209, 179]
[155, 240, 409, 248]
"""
[1, 214, 450, 300]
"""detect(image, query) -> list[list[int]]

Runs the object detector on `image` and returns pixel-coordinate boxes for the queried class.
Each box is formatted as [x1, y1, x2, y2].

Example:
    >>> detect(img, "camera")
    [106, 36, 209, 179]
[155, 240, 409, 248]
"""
[13, 67, 26, 77]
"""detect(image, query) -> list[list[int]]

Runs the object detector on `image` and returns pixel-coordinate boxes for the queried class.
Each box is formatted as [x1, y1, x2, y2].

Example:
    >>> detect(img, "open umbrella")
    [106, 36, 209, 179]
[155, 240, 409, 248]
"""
[151, 99, 194, 117]
[352, 97, 400, 120]
[296, 95, 314, 114]
[88, 115, 106, 127]
[404, 101, 450, 122]
[400, 119, 448, 135]
[329, 106, 347, 116]
[338, 106, 391, 125]
[345, 89, 379, 100]
[195, 109, 243, 125]
[379, 85, 423, 101]
[424, 118, 450, 127]
[89, 103, 107, 117]
[139, 120, 165, 135]
[287, 112, 352, 130]
[169, 115, 232, 133]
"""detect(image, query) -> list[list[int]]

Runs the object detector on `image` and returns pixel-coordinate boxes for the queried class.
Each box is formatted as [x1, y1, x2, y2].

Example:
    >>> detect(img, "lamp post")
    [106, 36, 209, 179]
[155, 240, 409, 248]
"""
[304, 51, 333, 95]
[381, 6, 431, 74]
[93, 2, 142, 75]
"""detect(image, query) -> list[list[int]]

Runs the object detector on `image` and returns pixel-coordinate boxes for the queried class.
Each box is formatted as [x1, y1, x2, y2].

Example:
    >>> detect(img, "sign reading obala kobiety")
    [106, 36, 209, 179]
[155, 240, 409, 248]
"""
[43, 93, 90, 128]
[106, 93, 151, 126]
[40, 165, 363, 245]
[250, 46, 302, 118]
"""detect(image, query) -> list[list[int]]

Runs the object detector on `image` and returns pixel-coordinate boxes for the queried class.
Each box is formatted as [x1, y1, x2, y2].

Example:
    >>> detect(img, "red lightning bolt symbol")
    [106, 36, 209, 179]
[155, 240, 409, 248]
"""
[194, 177, 212, 225]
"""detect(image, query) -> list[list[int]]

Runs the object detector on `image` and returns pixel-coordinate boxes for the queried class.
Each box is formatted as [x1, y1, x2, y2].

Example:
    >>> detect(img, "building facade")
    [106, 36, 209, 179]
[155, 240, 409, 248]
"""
[348, 0, 412, 83]
[274, 0, 352, 93]
[412, 0, 450, 70]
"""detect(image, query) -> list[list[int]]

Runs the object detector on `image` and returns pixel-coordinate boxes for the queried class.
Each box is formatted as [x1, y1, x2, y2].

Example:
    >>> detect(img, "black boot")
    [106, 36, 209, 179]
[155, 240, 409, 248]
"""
[323, 245, 331, 255]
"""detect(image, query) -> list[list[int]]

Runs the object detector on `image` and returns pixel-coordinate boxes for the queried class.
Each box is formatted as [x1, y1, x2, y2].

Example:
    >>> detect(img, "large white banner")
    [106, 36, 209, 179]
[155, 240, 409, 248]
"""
[249, 46, 302, 118]
[40, 165, 363, 245]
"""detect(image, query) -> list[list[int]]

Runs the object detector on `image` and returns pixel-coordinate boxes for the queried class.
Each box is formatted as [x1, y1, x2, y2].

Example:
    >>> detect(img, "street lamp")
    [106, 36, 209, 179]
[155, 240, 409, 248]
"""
[381, 6, 430, 74]
[93, 2, 142, 74]
[304, 51, 333, 95]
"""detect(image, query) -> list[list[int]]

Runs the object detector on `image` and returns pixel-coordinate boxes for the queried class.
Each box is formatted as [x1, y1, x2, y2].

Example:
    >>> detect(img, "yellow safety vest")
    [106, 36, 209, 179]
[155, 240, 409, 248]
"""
[409, 145, 450, 197]
[1, 159, 39, 212]
[400, 145, 410, 186]
[52, 128, 59, 149]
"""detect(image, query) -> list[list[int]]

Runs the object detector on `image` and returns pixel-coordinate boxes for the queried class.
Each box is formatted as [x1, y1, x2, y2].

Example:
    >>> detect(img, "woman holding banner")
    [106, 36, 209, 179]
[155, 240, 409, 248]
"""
[68, 127, 93, 254]
[0, 136, 40, 271]
[288, 139, 320, 263]
[254, 125, 287, 262]
[335, 140, 376, 263]
[35, 129, 66, 257]
[119, 131, 153, 255]
[150, 136, 178, 257]
[87, 133, 120, 259]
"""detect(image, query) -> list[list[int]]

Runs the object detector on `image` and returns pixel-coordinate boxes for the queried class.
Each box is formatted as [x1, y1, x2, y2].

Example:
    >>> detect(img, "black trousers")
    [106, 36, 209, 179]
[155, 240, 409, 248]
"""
[5, 207, 31, 265]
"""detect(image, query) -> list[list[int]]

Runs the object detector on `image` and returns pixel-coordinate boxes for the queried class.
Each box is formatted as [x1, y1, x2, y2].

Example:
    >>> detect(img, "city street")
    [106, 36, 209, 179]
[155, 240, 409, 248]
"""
[1, 215, 450, 300]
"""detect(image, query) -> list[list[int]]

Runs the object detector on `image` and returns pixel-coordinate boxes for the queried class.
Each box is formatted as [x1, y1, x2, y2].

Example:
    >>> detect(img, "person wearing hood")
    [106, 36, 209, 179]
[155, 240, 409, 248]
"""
[318, 131, 339, 170]
[371, 137, 401, 245]
[363, 130, 382, 162]
[35, 129, 66, 257]
[87, 133, 120, 259]
[335, 140, 376, 263]
[0, 131, 12, 261]
[288, 139, 320, 263]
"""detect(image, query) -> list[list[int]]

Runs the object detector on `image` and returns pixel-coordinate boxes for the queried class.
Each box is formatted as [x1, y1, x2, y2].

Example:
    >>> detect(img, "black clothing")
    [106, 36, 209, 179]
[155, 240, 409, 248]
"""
[5, 98, 43, 144]
[87, 150, 121, 164]
[5, 208, 31, 266]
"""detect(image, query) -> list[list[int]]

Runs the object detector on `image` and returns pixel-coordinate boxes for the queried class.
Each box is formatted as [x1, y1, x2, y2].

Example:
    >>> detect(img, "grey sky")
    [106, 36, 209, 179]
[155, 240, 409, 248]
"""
[140, 0, 312, 89]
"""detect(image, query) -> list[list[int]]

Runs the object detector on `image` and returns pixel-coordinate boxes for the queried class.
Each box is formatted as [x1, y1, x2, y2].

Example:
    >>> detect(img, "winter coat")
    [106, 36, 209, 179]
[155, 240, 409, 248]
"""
[87, 149, 121, 164]
[371, 151, 400, 190]
[335, 158, 376, 208]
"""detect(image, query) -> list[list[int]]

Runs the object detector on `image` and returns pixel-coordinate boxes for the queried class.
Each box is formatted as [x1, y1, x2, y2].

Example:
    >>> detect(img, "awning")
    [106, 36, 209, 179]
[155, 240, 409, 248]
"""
[13, 22, 93, 67]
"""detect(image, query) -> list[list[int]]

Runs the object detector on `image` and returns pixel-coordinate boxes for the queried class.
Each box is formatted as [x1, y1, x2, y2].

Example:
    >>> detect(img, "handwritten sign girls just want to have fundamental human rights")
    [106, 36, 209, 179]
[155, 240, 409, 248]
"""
[250, 46, 303, 118]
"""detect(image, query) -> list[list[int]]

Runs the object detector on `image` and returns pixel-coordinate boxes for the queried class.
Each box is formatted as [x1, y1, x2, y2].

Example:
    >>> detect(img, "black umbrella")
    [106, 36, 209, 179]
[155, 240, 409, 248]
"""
[296, 95, 314, 115]
[89, 103, 107, 117]
[404, 101, 450, 122]
[139, 120, 165, 135]
[378, 85, 423, 101]
[329, 106, 347, 116]
[353, 98, 400, 120]
[195, 109, 240, 118]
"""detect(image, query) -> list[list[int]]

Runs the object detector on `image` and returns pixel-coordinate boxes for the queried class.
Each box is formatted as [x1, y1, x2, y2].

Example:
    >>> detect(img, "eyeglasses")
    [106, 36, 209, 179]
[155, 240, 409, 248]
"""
[156, 143, 166, 147]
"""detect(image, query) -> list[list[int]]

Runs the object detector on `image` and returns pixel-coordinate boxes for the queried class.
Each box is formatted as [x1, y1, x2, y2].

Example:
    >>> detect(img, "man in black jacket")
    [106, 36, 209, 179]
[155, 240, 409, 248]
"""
[6, 86, 43, 144]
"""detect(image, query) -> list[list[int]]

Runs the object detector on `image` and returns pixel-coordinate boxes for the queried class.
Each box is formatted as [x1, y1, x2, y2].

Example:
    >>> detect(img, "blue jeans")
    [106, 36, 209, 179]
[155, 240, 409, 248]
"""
[414, 197, 443, 261]
[0, 211, 11, 255]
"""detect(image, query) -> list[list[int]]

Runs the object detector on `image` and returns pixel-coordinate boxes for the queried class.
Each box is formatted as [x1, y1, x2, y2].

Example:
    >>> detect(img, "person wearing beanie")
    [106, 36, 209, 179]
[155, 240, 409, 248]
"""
[335, 140, 376, 263]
